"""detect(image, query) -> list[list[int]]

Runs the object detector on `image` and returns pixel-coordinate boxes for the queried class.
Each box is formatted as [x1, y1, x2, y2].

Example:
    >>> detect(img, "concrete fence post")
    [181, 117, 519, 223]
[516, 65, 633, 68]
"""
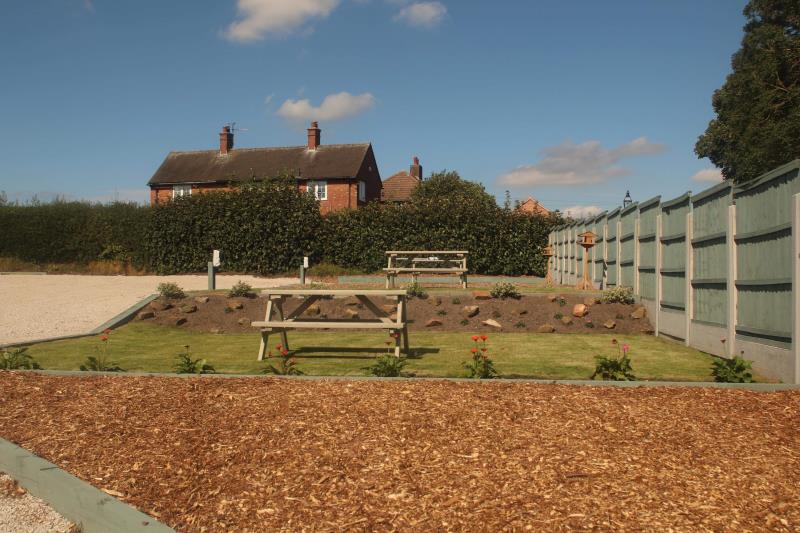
[727, 204, 737, 358]
[793, 193, 800, 384]
[616, 220, 622, 287]
[634, 216, 641, 296]
[603, 219, 609, 290]
[655, 213, 663, 337]
[685, 211, 694, 347]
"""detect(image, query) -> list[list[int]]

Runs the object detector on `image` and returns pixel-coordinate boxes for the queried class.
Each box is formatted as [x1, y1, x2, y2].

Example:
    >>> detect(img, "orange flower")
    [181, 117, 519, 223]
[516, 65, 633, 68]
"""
[480, 335, 488, 341]
[281, 349, 289, 357]
[276, 344, 283, 351]
[471, 335, 479, 342]
[100, 335, 108, 342]
[471, 348, 478, 354]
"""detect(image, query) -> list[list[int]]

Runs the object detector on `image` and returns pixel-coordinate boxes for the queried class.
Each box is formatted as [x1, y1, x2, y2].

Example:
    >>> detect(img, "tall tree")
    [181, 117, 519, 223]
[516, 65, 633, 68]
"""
[695, 0, 800, 182]
[410, 170, 498, 209]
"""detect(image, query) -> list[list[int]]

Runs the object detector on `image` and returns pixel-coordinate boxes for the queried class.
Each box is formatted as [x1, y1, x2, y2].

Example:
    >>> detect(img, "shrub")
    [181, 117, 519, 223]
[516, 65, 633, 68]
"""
[263, 344, 303, 375]
[460, 318, 469, 326]
[437, 309, 447, 316]
[558, 296, 567, 307]
[554, 312, 563, 320]
[463, 335, 498, 379]
[157, 282, 185, 299]
[711, 355, 754, 383]
[490, 282, 521, 299]
[80, 330, 124, 372]
[228, 280, 253, 298]
[0, 348, 41, 370]
[307, 262, 363, 277]
[369, 355, 408, 377]
[585, 320, 595, 329]
[601, 286, 635, 305]
[174, 345, 216, 374]
[514, 321, 526, 329]
[406, 282, 427, 299]
[451, 297, 461, 305]
[591, 340, 635, 381]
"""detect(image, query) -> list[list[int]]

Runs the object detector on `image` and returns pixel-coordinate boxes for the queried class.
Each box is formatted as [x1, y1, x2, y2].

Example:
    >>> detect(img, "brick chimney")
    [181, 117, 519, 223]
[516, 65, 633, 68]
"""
[219, 125, 234, 155]
[307, 121, 321, 150]
[410, 156, 422, 180]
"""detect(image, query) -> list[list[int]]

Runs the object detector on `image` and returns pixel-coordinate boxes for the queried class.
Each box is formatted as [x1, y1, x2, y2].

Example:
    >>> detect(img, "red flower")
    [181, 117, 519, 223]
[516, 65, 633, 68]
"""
[100, 335, 109, 342]
[471, 348, 478, 354]
[471, 335, 479, 342]
[622, 344, 630, 354]
[281, 349, 289, 357]
[480, 335, 488, 341]
[276, 344, 283, 351]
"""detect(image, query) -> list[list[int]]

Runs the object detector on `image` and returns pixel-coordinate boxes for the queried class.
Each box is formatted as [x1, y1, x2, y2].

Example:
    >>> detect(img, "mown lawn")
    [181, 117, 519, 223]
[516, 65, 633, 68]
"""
[21, 322, 720, 381]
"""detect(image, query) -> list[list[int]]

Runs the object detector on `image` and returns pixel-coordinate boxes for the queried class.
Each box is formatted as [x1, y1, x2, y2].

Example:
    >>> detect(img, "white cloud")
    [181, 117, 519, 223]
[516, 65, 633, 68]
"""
[225, 0, 339, 42]
[498, 137, 666, 186]
[264, 93, 274, 106]
[394, 1, 447, 27]
[691, 168, 723, 183]
[563, 205, 604, 219]
[276, 91, 376, 122]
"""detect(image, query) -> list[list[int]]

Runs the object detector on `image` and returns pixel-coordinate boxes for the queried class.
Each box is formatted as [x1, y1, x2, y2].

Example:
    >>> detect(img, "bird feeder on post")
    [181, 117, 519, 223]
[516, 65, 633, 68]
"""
[542, 244, 555, 288]
[575, 231, 597, 290]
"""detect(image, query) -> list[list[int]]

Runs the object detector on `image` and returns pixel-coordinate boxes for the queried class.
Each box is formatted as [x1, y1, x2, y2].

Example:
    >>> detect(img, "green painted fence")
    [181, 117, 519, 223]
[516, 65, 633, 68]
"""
[637, 196, 660, 300]
[606, 208, 620, 287]
[691, 182, 731, 327]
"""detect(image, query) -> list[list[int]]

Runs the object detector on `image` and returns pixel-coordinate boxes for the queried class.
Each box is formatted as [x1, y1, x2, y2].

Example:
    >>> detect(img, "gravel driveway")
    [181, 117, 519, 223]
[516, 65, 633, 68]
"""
[0, 473, 73, 533]
[0, 274, 296, 346]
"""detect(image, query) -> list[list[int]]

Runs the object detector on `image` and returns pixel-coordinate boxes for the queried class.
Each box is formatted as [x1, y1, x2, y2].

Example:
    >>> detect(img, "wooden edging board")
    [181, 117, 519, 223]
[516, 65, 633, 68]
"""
[12, 369, 800, 391]
[0, 437, 175, 533]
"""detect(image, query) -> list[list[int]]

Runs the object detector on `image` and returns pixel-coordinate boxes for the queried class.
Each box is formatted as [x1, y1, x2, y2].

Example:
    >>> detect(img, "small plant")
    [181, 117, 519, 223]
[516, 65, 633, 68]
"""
[157, 282, 185, 299]
[437, 309, 448, 316]
[460, 318, 470, 326]
[463, 335, 498, 379]
[451, 297, 461, 305]
[711, 353, 754, 383]
[601, 286, 635, 305]
[174, 345, 215, 374]
[369, 355, 408, 377]
[80, 330, 124, 372]
[228, 280, 253, 298]
[554, 312, 563, 320]
[406, 282, 427, 299]
[262, 344, 304, 375]
[514, 321, 526, 329]
[584, 320, 595, 328]
[0, 347, 41, 370]
[223, 306, 233, 314]
[558, 297, 567, 307]
[490, 282, 521, 299]
[591, 339, 635, 381]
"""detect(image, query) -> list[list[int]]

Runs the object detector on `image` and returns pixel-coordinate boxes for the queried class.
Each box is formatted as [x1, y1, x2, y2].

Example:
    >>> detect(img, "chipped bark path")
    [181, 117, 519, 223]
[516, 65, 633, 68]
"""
[1, 372, 798, 532]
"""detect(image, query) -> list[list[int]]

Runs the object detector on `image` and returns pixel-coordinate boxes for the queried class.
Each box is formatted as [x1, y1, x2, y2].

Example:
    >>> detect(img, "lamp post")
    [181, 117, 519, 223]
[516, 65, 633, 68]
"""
[623, 190, 633, 208]
[575, 231, 597, 290]
[543, 244, 555, 288]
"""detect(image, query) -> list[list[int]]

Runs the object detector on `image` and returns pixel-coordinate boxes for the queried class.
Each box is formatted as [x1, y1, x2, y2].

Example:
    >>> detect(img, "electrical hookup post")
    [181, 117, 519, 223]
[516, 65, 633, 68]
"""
[300, 255, 309, 285]
[208, 249, 221, 291]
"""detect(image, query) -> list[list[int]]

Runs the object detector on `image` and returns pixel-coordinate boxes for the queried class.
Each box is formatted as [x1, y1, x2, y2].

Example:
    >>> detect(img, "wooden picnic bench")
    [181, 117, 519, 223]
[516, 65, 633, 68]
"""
[383, 250, 469, 289]
[251, 289, 409, 359]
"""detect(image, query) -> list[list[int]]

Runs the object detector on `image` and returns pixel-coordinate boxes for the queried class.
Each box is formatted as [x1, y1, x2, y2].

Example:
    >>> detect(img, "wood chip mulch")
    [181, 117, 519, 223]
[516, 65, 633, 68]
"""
[1, 372, 798, 532]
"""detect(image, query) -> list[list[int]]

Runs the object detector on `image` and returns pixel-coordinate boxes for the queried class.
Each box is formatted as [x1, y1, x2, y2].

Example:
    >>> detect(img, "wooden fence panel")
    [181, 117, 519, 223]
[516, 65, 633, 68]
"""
[691, 183, 732, 326]
[606, 208, 620, 287]
[620, 203, 638, 288]
[660, 193, 691, 310]
[637, 196, 661, 300]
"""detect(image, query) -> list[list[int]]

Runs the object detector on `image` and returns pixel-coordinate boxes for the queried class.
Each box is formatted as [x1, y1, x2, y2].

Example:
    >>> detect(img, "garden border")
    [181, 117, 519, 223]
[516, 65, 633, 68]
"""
[0, 293, 158, 350]
[0, 437, 175, 533]
[12, 369, 800, 391]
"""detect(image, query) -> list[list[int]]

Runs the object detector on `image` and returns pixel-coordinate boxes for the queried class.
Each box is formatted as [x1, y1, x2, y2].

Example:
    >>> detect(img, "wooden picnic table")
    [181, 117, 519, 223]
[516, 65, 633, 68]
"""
[251, 289, 409, 359]
[384, 250, 469, 289]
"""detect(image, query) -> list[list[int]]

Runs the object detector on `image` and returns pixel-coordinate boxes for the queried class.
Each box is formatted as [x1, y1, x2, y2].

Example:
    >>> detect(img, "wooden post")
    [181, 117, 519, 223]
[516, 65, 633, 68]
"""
[792, 193, 800, 384]
[685, 211, 694, 347]
[727, 204, 737, 358]
[275, 296, 290, 351]
[655, 214, 662, 337]
[257, 298, 274, 361]
[634, 217, 641, 296]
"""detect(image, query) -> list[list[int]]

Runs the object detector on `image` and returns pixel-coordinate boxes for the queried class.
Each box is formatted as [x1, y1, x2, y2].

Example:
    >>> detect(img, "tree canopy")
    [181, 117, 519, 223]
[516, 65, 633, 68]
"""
[695, 0, 800, 182]
[410, 170, 498, 209]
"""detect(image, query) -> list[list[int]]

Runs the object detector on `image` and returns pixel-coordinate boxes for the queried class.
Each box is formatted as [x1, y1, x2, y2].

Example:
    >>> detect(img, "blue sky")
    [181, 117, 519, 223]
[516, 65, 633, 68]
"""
[0, 0, 747, 215]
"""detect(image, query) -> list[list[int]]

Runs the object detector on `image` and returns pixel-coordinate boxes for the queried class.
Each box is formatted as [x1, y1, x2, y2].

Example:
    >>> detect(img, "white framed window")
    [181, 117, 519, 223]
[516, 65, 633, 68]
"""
[307, 180, 327, 201]
[358, 181, 366, 202]
[172, 185, 192, 199]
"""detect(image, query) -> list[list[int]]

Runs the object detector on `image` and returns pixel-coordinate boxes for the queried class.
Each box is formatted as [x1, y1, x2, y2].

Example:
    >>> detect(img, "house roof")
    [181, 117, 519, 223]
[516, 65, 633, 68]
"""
[516, 196, 551, 216]
[380, 170, 420, 202]
[148, 143, 372, 186]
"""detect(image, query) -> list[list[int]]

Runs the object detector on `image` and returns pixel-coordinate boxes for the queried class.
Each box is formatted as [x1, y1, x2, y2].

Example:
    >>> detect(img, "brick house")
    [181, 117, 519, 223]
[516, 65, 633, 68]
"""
[148, 122, 382, 213]
[516, 196, 551, 216]
[381, 157, 423, 203]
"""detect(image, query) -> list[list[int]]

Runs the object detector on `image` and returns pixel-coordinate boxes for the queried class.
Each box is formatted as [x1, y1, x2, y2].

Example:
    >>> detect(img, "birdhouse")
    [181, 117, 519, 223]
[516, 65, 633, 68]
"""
[577, 231, 597, 249]
[542, 244, 554, 257]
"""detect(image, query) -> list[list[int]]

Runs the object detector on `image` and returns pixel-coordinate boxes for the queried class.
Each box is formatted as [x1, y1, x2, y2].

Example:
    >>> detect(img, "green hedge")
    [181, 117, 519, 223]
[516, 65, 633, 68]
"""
[0, 180, 558, 276]
[0, 201, 150, 266]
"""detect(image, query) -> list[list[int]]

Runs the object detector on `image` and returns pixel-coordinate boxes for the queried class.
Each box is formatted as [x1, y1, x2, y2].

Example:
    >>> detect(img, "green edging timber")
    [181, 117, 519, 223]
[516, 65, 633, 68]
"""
[0, 294, 159, 349]
[0, 438, 175, 533]
[15, 369, 800, 391]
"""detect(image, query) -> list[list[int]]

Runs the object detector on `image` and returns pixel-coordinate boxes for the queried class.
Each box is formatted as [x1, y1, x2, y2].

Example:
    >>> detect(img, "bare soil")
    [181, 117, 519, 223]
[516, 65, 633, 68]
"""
[1, 373, 798, 531]
[149, 293, 653, 335]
